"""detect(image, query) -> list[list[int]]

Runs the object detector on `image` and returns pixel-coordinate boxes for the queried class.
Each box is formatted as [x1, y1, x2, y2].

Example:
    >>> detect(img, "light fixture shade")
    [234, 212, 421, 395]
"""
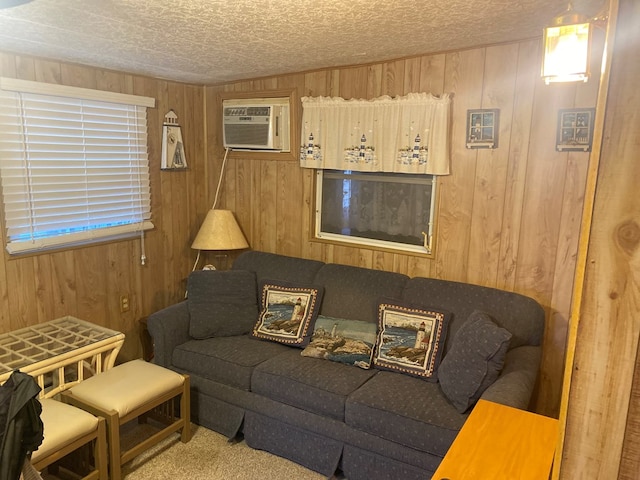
[542, 9, 591, 84]
[191, 209, 249, 251]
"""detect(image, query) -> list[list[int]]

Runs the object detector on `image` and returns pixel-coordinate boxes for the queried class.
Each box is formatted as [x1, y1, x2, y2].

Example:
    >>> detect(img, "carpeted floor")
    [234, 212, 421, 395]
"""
[121, 423, 330, 480]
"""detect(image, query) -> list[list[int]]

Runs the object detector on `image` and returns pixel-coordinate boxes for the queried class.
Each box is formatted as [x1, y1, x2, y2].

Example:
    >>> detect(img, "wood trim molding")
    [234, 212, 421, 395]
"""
[552, 0, 619, 477]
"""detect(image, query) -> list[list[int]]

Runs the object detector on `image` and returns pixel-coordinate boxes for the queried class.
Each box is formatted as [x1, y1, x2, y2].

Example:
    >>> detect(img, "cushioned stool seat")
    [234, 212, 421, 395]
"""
[62, 359, 190, 480]
[32, 398, 108, 480]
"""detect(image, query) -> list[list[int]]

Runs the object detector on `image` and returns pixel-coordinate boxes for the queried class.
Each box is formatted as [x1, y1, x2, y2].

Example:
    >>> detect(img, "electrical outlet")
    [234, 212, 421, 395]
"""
[119, 294, 130, 313]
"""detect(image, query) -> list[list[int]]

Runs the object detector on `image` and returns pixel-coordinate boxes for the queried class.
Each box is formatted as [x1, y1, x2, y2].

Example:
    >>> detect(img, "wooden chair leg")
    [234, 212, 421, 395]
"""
[95, 417, 108, 480]
[181, 375, 191, 443]
[103, 409, 122, 480]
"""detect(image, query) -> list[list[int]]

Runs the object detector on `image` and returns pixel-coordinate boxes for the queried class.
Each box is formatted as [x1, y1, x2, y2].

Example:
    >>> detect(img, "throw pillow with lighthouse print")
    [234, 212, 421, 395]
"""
[373, 301, 451, 381]
[252, 280, 324, 347]
[300, 315, 377, 369]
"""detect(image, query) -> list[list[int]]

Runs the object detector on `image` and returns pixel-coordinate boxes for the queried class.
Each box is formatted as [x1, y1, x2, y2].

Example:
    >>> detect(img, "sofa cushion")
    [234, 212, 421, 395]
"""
[187, 270, 258, 339]
[313, 264, 409, 322]
[301, 315, 377, 369]
[252, 349, 378, 421]
[172, 335, 290, 390]
[345, 371, 467, 458]
[438, 310, 512, 413]
[401, 277, 544, 350]
[372, 300, 450, 382]
[251, 280, 323, 347]
[232, 251, 325, 284]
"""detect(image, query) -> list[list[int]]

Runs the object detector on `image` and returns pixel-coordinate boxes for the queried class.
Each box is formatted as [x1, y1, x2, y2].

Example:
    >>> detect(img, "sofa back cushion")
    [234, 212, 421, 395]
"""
[233, 251, 325, 284]
[187, 270, 258, 339]
[401, 277, 544, 350]
[314, 264, 408, 322]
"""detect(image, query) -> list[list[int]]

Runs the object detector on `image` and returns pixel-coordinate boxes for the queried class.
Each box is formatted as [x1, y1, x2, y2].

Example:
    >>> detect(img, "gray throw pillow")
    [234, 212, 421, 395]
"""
[438, 310, 512, 413]
[187, 270, 258, 339]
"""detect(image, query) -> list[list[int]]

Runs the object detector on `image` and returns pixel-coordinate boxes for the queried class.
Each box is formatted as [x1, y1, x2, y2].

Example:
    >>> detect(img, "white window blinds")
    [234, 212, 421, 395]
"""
[0, 78, 155, 254]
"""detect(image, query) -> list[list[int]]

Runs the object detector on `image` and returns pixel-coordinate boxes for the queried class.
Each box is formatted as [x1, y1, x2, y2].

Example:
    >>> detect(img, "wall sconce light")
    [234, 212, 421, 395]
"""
[542, 3, 592, 84]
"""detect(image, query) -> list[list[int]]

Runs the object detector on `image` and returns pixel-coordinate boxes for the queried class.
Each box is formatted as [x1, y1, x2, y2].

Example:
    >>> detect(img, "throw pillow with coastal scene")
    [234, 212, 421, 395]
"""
[300, 315, 377, 369]
[373, 300, 451, 381]
[251, 280, 324, 347]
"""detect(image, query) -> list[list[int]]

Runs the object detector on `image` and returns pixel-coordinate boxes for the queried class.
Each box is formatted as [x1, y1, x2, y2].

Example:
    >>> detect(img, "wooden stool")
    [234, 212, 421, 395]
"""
[61, 359, 190, 480]
[32, 398, 108, 480]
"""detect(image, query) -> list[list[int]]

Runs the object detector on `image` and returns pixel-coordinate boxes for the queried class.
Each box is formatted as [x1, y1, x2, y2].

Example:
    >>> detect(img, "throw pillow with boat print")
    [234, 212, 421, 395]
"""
[300, 315, 377, 369]
[373, 300, 451, 381]
[251, 279, 324, 347]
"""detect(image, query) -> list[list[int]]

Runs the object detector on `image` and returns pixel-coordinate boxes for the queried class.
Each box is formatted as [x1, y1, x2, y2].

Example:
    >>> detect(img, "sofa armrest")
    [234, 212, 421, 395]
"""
[147, 301, 191, 368]
[479, 345, 542, 410]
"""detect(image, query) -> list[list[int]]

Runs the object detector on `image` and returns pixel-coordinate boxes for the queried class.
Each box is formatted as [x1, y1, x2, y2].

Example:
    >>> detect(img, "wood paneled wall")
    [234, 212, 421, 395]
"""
[0, 35, 604, 419]
[0, 52, 207, 361]
[206, 36, 603, 417]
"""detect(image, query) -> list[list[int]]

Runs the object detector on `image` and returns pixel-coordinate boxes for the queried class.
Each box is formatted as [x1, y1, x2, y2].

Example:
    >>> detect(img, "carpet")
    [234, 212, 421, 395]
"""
[122, 424, 329, 480]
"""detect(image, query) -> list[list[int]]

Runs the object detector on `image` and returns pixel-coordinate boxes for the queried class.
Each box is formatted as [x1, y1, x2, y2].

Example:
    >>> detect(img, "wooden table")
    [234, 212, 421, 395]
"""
[433, 399, 559, 480]
[0, 316, 124, 398]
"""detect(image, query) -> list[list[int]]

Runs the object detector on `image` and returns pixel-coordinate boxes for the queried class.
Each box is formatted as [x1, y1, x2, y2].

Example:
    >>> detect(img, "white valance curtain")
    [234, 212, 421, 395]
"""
[299, 93, 451, 175]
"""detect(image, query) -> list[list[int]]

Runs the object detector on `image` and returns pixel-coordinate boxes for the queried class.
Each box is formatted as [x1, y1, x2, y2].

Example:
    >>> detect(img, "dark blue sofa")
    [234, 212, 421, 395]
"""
[148, 251, 544, 479]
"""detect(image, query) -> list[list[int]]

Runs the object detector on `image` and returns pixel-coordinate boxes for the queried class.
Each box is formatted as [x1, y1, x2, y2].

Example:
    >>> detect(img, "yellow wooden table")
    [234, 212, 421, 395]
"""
[433, 399, 559, 480]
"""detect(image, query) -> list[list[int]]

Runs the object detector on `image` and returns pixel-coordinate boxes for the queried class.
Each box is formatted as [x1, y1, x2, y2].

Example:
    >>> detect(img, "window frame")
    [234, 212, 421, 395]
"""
[314, 169, 438, 256]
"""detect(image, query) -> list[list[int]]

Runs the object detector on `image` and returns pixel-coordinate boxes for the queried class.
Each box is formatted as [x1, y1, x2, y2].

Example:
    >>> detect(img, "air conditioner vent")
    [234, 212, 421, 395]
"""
[224, 124, 270, 146]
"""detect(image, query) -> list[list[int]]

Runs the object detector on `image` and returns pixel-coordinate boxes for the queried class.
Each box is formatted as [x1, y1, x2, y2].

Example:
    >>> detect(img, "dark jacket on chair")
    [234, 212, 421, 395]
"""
[0, 371, 44, 480]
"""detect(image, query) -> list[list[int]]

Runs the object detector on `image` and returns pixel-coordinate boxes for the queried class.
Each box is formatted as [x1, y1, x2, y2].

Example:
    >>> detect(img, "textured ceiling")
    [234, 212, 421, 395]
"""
[0, 0, 606, 85]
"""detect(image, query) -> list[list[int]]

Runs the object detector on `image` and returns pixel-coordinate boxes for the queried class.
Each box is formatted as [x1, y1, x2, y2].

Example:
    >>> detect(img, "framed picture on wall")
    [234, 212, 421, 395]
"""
[556, 108, 596, 152]
[466, 109, 499, 149]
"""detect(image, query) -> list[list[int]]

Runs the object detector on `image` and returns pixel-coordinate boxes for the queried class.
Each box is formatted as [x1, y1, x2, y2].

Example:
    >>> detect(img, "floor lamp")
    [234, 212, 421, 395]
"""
[191, 147, 249, 271]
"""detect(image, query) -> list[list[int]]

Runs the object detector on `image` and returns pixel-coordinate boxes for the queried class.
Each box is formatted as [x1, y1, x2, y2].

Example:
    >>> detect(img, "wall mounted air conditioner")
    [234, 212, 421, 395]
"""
[222, 97, 290, 152]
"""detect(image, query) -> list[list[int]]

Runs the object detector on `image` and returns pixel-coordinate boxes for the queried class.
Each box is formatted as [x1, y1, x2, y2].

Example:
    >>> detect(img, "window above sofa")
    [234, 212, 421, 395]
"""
[314, 169, 437, 255]
[300, 93, 449, 257]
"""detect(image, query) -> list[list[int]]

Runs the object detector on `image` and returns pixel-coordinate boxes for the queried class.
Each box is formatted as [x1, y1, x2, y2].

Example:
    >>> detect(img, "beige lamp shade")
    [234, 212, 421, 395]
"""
[191, 209, 249, 251]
